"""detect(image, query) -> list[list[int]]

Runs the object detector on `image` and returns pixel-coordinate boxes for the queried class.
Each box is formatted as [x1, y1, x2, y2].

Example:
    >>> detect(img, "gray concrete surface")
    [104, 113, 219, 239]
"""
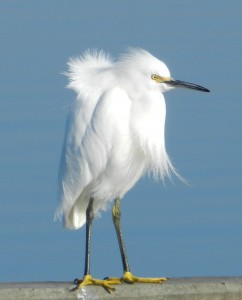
[1, 277, 242, 300]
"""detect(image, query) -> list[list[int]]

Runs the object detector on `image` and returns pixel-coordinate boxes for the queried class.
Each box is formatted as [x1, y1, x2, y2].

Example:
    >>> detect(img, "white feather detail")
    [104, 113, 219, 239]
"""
[55, 49, 180, 229]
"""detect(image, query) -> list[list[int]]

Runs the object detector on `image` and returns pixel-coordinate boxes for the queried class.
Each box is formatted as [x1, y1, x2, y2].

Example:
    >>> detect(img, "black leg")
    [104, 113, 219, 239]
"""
[112, 197, 130, 273]
[84, 197, 94, 276]
[111, 197, 166, 285]
[74, 197, 120, 292]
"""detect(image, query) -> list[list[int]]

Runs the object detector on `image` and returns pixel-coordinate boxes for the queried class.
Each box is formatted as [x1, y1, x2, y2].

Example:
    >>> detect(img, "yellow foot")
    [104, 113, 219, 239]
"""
[74, 275, 121, 293]
[121, 271, 167, 284]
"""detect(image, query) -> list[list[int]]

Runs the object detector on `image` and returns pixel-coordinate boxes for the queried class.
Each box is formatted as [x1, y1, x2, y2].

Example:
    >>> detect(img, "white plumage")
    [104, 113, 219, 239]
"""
[55, 48, 180, 229]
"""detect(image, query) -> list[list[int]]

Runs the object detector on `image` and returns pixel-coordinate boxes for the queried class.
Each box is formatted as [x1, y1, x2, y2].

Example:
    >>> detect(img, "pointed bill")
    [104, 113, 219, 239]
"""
[165, 79, 210, 92]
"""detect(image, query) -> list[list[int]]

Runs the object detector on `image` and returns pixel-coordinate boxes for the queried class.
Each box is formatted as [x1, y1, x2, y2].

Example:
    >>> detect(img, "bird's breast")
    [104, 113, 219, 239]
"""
[130, 92, 166, 150]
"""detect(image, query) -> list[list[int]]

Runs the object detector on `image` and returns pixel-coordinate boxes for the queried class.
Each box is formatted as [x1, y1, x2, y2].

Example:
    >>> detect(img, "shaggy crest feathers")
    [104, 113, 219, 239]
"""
[116, 48, 170, 78]
[65, 49, 114, 99]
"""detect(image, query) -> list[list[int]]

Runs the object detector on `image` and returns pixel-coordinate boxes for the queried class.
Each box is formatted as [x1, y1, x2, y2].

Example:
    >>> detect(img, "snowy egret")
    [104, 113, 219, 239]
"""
[56, 48, 209, 292]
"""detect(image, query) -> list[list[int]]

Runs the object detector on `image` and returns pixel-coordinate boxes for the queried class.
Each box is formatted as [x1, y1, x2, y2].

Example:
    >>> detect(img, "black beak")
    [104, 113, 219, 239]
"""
[165, 79, 210, 92]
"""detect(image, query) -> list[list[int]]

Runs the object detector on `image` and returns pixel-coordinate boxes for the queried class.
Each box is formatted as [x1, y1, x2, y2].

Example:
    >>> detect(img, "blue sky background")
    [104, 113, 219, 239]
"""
[0, 0, 242, 282]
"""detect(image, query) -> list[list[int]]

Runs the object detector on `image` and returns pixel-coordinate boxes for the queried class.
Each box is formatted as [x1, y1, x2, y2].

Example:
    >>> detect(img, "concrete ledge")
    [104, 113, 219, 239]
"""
[1, 277, 242, 300]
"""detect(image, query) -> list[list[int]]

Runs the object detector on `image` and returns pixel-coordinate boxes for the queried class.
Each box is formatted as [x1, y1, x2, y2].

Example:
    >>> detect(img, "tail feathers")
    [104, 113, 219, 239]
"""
[64, 206, 87, 229]
[55, 193, 110, 230]
[56, 194, 89, 230]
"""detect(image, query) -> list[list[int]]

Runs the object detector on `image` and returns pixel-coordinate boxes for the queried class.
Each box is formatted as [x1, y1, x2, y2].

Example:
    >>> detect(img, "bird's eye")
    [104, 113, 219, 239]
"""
[151, 74, 158, 80]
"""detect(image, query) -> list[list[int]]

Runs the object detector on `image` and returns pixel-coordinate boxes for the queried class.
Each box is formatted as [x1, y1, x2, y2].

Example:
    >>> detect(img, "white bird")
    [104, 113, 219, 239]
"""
[56, 48, 209, 292]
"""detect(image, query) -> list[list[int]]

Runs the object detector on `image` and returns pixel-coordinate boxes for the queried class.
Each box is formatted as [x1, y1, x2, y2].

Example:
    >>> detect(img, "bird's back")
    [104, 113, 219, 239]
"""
[56, 51, 117, 228]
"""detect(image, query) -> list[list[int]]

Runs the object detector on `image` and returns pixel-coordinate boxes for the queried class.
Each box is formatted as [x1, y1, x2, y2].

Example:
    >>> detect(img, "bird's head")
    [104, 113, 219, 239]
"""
[116, 48, 209, 97]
